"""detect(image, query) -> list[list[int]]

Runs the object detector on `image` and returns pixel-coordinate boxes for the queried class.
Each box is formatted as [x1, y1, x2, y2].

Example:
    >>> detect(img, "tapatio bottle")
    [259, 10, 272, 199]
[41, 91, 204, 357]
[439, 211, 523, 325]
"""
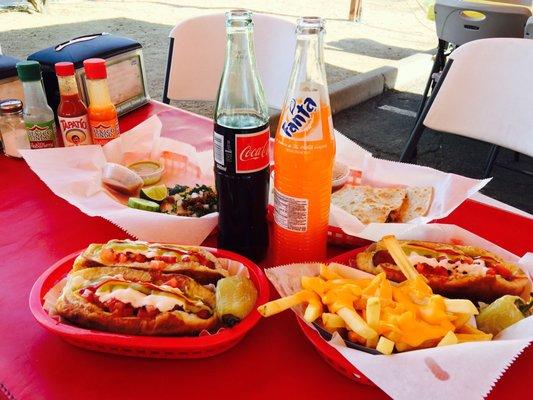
[213, 10, 270, 262]
[55, 62, 92, 146]
[16, 61, 57, 149]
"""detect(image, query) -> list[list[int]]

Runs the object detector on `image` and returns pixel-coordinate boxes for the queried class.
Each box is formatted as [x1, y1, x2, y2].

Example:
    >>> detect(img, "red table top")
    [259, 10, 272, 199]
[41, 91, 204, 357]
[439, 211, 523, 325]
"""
[1, 101, 531, 400]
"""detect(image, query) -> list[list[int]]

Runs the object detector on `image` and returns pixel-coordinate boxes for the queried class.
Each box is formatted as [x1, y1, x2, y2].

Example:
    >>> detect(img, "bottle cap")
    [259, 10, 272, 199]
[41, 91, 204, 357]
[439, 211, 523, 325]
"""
[0, 99, 23, 114]
[55, 62, 75, 77]
[83, 58, 107, 79]
[16, 61, 42, 82]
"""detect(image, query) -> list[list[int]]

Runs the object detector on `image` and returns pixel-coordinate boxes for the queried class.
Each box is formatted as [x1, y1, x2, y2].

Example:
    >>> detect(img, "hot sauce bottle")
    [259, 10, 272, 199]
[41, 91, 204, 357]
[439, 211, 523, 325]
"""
[83, 58, 120, 145]
[16, 61, 57, 149]
[55, 62, 91, 146]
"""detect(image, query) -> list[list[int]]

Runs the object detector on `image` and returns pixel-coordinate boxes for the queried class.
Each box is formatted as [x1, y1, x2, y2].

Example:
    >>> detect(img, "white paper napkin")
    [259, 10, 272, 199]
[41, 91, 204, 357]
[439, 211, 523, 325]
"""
[20, 115, 218, 245]
[264, 224, 533, 400]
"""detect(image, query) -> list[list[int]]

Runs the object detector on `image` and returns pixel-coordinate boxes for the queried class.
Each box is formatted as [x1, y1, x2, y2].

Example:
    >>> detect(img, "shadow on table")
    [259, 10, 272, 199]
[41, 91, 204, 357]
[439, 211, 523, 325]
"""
[333, 90, 533, 214]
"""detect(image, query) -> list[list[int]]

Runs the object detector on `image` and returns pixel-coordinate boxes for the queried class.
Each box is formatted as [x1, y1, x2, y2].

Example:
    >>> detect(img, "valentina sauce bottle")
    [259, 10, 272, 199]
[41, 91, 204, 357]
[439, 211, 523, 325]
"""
[55, 62, 92, 146]
[83, 58, 120, 145]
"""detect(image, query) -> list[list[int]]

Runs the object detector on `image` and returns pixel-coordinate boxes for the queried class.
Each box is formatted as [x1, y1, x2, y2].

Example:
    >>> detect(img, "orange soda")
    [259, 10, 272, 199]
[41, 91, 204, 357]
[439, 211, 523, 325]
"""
[273, 17, 335, 265]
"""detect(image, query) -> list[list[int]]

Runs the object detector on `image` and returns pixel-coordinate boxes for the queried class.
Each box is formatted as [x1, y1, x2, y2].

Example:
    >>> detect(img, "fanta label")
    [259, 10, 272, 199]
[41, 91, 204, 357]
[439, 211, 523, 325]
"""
[281, 91, 322, 141]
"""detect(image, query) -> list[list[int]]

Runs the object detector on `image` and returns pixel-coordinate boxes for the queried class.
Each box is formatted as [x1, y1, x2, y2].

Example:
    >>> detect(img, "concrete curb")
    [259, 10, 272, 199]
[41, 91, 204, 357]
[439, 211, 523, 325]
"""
[269, 52, 433, 131]
[329, 53, 433, 115]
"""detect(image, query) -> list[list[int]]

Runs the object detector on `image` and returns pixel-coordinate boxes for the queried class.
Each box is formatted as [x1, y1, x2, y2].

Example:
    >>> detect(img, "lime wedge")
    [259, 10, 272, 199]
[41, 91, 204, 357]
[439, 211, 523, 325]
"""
[140, 184, 168, 203]
[128, 197, 160, 212]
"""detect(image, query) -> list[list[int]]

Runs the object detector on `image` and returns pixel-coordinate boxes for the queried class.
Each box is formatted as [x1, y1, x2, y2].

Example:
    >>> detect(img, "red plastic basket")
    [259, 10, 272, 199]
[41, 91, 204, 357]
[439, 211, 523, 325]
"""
[296, 246, 375, 384]
[29, 247, 270, 359]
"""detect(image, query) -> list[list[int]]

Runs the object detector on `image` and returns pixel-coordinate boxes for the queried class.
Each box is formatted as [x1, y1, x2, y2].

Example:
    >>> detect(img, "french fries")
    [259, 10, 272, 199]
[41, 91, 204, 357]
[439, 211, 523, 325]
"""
[258, 236, 492, 355]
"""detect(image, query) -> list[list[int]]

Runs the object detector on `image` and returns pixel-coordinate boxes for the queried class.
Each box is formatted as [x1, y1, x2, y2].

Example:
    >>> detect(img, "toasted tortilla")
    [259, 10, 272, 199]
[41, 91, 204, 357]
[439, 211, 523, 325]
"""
[331, 186, 407, 225]
[398, 187, 433, 222]
[56, 267, 218, 336]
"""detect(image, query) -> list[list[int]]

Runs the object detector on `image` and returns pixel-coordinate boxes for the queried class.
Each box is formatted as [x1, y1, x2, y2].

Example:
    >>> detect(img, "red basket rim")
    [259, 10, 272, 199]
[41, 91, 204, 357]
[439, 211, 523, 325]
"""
[29, 246, 270, 350]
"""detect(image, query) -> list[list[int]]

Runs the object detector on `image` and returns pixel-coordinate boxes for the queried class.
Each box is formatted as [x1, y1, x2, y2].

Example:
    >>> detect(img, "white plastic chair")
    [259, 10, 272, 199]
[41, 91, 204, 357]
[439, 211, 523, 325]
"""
[162, 13, 296, 109]
[416, 0, 532, 119]
[401, 38, 533, 178]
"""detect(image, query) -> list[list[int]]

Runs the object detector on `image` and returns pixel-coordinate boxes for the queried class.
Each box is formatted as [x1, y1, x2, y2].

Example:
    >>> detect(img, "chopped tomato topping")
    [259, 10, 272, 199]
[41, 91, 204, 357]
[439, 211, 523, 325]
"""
[80, 288, 95, 302]
[100, 248, 115, 264]
[164, 277, 179, 287]
[155, 255, 177, 264]
[416, 263, 448, 277]
[104, 299, 134, 317]
[135, 253, 147, 263]
[118, 253, 128, 263]
[149, 260, 167, 270]
[492, 263, 513, 280]
[486, 268, 496, 276]
[137, 305, 159, 318]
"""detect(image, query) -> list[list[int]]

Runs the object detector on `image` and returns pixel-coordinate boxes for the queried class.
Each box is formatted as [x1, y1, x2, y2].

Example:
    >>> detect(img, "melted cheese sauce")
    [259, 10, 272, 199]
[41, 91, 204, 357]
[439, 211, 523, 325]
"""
[95, 287, 185, 312]
[407, 252, 488, 276]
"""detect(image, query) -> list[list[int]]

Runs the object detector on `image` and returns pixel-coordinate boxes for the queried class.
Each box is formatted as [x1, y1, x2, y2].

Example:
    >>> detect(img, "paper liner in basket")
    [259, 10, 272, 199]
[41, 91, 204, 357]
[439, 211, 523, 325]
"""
[20, 114, 217, 245]
[329, 142, 491, 241]
[264, 224, 533, 400]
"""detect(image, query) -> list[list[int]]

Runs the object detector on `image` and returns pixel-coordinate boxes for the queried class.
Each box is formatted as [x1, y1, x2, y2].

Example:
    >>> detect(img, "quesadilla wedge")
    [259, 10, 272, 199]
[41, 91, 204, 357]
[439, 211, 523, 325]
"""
[352, 239, 530, 303]
[331, 186, 407, 224]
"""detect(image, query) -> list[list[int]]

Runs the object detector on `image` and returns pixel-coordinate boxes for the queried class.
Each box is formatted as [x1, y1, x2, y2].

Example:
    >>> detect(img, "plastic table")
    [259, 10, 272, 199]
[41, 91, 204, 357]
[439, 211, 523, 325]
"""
[0, 101, 531, 400]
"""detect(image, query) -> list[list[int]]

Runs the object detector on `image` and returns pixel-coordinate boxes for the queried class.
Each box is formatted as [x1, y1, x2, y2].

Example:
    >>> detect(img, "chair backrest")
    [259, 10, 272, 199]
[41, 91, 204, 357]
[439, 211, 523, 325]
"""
[164, 13, 296, 109]
[435, 0, 531, 46]
[424, 38, 533, 157]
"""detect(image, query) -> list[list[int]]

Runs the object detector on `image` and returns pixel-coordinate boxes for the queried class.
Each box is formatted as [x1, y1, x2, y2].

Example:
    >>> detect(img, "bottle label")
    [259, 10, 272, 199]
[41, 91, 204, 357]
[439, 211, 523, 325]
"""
[273, 188, 308, 232]
[214, 123, 270, 174]
[280, 91, 323, 141]
[25, 120, 56, 149]
[90, 118, 120, 145]
[59, 115, 92, 146]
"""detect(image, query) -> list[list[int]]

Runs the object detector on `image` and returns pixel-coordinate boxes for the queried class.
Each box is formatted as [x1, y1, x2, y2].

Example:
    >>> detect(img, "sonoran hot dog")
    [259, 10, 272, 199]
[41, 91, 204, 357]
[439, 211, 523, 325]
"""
[352, 240, 530, 303]
[55, 266, 218, 335]
[73, 240, 228, 284]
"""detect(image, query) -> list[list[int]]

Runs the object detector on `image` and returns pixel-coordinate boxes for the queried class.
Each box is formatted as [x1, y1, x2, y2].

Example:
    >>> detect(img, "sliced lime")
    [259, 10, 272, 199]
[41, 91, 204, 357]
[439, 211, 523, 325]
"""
[127, 197, 160, 212]
[140, 184, 168, 203]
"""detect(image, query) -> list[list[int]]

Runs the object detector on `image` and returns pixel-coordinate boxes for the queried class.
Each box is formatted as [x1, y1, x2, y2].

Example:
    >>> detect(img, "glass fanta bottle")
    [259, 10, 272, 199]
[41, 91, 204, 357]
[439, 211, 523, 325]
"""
[273, 17, 335, 265]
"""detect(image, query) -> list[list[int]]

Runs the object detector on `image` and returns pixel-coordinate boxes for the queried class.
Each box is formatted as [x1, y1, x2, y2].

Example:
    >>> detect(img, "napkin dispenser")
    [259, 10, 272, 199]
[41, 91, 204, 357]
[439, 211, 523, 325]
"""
[0, 54, 24, 101]
[28, 33, 149, 116]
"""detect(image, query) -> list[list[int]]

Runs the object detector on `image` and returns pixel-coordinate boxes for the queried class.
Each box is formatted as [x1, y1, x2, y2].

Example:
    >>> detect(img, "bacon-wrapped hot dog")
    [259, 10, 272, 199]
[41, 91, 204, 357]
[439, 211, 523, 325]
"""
[56, 266, 218, 335]
[72, 240, 228, 284]
[352, 240, 530, 303]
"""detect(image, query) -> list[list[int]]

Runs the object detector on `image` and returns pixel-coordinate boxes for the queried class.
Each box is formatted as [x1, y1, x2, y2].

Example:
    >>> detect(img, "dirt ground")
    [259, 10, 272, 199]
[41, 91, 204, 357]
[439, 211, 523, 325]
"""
[0, 0, 436, 114]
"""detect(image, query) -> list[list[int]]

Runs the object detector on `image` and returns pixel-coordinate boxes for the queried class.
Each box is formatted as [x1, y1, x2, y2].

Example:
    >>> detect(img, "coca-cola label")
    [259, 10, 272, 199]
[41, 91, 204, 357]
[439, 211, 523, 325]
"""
[214, 123, 270, 174]
[25, 120, 56, 149]
[235, 128, 270, 173]
[59, 115, 92, 146]
[90, 118, 120, 145]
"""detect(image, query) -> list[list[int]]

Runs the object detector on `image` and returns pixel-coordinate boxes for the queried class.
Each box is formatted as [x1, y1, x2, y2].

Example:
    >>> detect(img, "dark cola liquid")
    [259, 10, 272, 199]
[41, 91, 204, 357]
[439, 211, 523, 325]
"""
[214, 122, 270, 262]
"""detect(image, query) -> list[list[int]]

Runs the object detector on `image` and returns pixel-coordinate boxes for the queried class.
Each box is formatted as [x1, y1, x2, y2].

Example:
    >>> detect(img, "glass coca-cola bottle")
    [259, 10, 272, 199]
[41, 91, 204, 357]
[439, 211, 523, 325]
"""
[214, 10, 270, 262]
